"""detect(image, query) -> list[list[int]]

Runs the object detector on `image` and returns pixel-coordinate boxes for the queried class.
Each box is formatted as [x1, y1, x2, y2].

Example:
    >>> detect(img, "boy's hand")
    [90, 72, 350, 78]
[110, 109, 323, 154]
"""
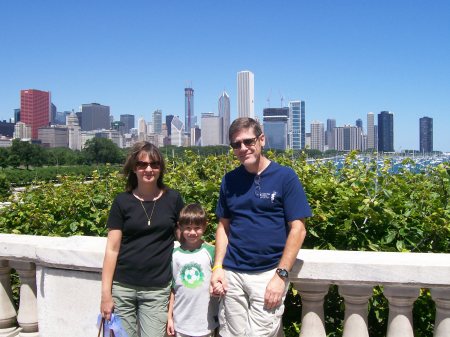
[210, 268, 227, 297]
[167, 317, 175, 336]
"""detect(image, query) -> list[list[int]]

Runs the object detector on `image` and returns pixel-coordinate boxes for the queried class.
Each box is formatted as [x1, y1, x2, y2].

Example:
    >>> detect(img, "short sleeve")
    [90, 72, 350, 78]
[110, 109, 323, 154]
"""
[215, 178, 230, 219]
[106, 196, 124, 230]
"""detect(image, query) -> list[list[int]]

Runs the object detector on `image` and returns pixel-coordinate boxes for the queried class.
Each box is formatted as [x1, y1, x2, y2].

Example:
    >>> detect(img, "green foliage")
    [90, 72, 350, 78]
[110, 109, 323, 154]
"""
[82, 138, 125, 164]
[0, 151, 448, 336]
[0, 172, 10, 201]
[10, 139, 45, 169]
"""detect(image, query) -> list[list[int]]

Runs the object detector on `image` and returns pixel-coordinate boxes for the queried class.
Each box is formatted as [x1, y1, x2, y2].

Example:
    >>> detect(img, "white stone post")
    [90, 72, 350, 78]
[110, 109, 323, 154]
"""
[338, 284, 373, 337]
[384, 285, 420, 337]
[431, 288, 450, 337]
[9, 262, 38, 337]
[292, 281, 329, 337]
[0, 260, 20, 336]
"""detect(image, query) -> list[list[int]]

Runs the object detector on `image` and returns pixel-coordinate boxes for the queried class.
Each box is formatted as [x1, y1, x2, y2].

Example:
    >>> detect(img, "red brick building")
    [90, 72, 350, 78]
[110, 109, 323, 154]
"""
[20, 89, 51, 140]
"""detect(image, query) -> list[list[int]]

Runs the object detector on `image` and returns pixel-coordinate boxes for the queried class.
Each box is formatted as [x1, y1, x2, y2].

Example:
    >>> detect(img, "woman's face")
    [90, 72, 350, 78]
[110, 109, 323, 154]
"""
[133, 151, 161, 187]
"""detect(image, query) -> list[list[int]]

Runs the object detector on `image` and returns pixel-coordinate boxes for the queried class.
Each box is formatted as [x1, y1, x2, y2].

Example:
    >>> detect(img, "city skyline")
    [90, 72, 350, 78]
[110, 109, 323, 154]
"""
[1, 1, 449, 151]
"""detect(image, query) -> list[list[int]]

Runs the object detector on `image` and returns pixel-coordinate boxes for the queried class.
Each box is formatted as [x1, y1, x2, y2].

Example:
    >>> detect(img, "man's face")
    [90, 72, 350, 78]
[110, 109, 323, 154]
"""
[230, 128, 265, 167]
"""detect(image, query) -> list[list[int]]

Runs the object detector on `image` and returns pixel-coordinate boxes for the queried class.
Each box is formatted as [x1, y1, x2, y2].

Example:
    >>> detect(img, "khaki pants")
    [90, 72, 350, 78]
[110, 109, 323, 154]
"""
[218, 268, 289, 337]
[112, 281, 171, 337]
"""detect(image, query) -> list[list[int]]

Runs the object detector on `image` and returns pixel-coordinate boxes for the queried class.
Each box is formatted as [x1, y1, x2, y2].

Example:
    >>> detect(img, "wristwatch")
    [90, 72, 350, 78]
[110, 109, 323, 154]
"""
[276, 268, 289, 280]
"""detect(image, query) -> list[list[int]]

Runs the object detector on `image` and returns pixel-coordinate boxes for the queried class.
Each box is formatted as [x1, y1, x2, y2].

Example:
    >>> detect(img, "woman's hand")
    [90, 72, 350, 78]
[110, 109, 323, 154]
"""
[100, 293, 114, 321]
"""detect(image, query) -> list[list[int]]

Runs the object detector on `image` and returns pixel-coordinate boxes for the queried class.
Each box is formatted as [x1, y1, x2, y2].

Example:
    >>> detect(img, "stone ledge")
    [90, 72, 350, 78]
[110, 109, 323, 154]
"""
[293, 249, 450, 287]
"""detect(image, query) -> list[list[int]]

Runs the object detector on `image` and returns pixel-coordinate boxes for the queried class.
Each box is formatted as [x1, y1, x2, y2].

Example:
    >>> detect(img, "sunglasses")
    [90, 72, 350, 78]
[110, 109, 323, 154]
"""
[135, 161, 161, 170]
[230, 136, 259, 149]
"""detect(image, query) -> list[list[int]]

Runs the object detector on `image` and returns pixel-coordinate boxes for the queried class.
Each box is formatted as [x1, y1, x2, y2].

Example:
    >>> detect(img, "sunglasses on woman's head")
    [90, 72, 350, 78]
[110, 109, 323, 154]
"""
[135, 161, 161, 170]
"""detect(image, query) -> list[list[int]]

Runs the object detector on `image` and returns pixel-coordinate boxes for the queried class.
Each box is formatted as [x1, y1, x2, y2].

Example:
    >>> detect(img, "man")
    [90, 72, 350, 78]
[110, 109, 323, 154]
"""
[210, 117, 312, 337]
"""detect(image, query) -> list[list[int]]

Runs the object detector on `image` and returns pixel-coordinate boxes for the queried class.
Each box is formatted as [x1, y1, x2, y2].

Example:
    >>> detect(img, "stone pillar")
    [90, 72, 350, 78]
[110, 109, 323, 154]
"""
[292, 281, 329, 337]
[9, 262, 38, 337]
[431, 288, 450, 337]
[384, 285, 420, 337]
[0, 260, 20, 337]
[338, 284, 373, 337]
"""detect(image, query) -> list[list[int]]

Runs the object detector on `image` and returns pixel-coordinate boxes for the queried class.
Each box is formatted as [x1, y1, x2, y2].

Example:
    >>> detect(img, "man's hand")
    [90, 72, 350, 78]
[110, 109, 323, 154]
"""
[210, 268, 227, 297]
[264, 273, 287, 310]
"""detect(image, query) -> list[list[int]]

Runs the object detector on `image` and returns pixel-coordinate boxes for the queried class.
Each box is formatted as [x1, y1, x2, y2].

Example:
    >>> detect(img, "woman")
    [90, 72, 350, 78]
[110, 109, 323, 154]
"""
[101, 141, 184, 337]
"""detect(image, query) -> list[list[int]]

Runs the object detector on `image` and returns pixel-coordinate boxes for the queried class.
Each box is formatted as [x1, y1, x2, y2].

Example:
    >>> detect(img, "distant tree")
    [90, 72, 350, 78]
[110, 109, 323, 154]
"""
[0, 148, 9, 169]
[10, 139, 36, 169]
[82, 138, 124, 164]
[8, 154, 20, 168]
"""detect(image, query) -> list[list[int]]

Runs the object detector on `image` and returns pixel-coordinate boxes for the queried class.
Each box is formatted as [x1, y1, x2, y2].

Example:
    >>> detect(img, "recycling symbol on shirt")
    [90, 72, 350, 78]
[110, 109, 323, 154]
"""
[180, 262, 204, 288]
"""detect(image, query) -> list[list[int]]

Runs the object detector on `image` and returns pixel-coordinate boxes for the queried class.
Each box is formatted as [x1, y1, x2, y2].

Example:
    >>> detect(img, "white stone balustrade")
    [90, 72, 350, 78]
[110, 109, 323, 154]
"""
[1, 234, 450, 337]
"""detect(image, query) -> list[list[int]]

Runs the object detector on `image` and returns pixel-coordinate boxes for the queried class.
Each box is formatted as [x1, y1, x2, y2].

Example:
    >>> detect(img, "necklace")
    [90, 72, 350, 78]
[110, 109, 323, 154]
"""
[140, 199, 157, 226]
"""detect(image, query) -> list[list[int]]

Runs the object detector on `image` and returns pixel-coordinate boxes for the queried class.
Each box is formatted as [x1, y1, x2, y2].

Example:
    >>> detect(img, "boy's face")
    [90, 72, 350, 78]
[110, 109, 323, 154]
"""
[180, 223, 205, 245]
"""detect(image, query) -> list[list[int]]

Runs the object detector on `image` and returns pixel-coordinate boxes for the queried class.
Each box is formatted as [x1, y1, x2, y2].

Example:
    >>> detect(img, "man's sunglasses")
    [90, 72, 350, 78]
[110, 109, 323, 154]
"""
[230, 137, 259, 150]
[135, 161, 161, 170]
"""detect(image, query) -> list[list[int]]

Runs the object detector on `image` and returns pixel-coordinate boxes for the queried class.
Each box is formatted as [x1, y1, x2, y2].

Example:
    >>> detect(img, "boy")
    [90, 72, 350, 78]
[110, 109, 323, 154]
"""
[167, 203, 219, 337]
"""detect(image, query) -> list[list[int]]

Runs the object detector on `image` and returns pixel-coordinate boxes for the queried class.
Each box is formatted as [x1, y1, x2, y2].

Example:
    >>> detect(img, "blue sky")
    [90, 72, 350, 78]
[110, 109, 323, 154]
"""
[1, 0, 449, 151]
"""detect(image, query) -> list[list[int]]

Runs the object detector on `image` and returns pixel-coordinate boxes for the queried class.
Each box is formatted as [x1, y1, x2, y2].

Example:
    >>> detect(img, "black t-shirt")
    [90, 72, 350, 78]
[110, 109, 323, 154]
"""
[107, 189, 184, 287]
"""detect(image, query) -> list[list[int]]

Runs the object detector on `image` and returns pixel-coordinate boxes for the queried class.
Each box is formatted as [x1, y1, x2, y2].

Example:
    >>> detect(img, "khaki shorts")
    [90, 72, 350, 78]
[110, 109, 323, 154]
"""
[218, 268, 289, 337]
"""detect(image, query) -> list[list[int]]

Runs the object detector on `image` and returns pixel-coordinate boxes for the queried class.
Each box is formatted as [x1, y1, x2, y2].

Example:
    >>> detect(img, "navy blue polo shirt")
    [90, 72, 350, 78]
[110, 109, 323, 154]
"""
[216, 161, 312, 272]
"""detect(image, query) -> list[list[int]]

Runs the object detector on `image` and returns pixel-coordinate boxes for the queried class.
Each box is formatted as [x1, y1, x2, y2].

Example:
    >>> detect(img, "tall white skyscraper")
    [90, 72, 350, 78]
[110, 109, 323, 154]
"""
[138, 117, 147, 141]
[218, 91, 230, 144]
[367, 112, 375, 150]
[237, 71, 254, 119]
[310, 121, 325, 152]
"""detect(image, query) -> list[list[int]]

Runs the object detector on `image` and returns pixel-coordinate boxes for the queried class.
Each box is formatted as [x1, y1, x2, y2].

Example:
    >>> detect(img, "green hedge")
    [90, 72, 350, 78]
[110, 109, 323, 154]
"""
[1, 151, 449, 336]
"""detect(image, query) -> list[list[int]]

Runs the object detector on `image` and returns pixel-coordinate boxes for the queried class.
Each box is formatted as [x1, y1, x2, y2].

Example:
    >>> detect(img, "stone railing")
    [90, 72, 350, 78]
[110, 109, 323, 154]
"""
[1, 233, 449, 337]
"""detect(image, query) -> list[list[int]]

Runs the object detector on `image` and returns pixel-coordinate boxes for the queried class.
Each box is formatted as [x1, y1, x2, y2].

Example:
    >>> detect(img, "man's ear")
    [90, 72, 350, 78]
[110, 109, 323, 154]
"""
[259, 133, 266, 147]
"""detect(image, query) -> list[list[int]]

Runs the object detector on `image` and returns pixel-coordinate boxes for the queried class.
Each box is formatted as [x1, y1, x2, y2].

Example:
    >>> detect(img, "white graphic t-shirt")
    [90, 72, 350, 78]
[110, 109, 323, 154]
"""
[172, 242, 219, 335]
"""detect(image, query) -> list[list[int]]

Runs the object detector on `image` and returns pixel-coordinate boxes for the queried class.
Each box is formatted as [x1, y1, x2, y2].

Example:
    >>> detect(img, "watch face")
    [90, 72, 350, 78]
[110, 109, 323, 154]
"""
[277, 268, 288, 279]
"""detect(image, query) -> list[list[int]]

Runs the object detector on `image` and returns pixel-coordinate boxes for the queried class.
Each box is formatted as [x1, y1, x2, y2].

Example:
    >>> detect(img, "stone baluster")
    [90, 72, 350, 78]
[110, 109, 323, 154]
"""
[431, 288, 450, 337]
[384, 285, 420, 337]
[338, 284, 373, 337]
[0, 260, 20, 336]
[292, 281, 329, 337]
[9, 262, 38, 337]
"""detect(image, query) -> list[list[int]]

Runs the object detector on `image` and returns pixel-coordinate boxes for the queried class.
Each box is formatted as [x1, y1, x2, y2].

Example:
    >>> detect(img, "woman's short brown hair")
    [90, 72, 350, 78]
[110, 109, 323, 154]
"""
[123, 141, 166, 192]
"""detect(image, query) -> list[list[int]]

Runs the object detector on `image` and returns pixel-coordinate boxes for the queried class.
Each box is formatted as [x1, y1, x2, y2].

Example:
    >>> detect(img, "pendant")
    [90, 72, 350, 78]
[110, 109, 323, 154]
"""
[148, 220, 151, 226]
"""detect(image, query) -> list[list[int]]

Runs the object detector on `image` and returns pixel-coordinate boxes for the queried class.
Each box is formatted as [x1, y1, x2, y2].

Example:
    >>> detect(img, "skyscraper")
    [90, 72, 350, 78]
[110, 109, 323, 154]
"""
[201, 113, 223, 146]
[367, 112, 375, 150]
[310, 121, 325, 152]
[80, 103, 110, 131]
[334, 125, 364, 151]
[356, 119, 363, 129]
[153, 109, 162, 134]
[419, 117, 433, 153]
[237, 71, 254, 118]
[166, 115, 174, 138]
[138, 117, 147, 141]
[120, 114, 135, 134]
[326, 118, 336, 150]
[218, 91, 230, 144]
[263, 108, 289, 150]
[20, 89, 51, 139]
[377, 111, 394, 152]
[171, 116, 184, 146]
[289, 101, 305, 150]
[184, 87, 195, 132]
